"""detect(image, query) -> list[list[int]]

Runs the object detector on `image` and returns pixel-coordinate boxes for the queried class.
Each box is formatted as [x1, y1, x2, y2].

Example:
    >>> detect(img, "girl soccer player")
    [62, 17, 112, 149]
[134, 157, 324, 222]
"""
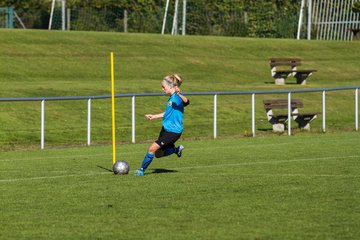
[134, 74, 188, 176]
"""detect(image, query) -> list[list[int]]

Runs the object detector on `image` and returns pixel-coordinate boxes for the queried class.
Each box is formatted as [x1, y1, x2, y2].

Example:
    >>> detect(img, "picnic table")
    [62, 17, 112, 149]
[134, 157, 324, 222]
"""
[269, 58, 317, 85]
[263, 99, 321, 132]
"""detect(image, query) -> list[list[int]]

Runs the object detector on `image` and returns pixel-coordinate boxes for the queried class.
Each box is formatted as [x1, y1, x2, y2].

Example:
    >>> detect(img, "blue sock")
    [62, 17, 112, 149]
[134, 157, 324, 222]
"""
[163, 147, 175, 157]
[141, 152, 155, 170]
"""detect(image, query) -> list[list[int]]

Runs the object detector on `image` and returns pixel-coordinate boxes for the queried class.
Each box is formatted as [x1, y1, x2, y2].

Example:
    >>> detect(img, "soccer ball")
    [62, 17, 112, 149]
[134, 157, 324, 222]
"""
[113, 160, 129, 175]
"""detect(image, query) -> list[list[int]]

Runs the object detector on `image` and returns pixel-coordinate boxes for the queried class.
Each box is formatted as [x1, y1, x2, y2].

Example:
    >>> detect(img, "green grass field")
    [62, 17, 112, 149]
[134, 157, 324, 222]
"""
[0, 29, 359, 148]
[1, 132, 360, 239]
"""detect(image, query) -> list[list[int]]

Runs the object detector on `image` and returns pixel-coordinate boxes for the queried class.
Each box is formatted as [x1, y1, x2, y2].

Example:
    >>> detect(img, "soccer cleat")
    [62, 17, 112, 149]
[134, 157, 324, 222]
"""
[176, 145, 184, 158]
[134, 169, 144, 176]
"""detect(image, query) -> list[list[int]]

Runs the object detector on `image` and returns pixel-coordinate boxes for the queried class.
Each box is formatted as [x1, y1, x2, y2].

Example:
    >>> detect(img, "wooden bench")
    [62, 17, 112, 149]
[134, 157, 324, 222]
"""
[269, 58, 317, 85]
[263, 99, 321, 132]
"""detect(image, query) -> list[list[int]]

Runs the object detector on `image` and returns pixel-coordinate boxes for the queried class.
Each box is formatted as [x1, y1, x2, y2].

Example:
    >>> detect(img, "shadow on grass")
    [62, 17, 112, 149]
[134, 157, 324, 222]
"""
[257, 128, 275, 132]
[97, 165, 113, 172]
[151, 168, 178, 174]
[264, 81, 298, 85]
[96, 166, 178, 174]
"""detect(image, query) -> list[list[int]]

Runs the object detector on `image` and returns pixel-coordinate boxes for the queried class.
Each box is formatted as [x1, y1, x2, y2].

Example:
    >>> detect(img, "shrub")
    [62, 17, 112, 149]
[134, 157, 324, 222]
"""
[352, 1, 360, 13]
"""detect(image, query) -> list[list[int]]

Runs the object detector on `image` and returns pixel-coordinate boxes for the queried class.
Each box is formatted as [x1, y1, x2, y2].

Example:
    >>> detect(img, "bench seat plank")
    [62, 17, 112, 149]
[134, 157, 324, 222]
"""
[273, 69, 317, 74]
[292, 112, 321, 117]
[264, 99, 303, 109]
[295, 70, 317, 73]
[270, 62, 302, 67]
[269, 58, 301, 62]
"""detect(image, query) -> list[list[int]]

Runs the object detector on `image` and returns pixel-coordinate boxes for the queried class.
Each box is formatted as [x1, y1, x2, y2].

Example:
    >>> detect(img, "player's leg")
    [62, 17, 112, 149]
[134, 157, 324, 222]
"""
[135, 142, 160, 176]
[156, 143, 175, 158]
[155, 144, 184, 158]
[155, 148, 165, 158]
[135, 130, 183, 176]
[155, 131, 182, 158]
[135, 128, 165, 176]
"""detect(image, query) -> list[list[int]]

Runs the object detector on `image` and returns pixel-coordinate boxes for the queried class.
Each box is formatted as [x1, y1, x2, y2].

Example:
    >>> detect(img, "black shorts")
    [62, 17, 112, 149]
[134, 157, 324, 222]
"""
[155, 127, 182, 149]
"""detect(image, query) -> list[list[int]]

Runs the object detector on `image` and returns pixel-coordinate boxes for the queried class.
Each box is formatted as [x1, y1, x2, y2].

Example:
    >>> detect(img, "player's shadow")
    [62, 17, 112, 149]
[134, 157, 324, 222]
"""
[97, 165, 113, 172]
[151, 168, 178, 174]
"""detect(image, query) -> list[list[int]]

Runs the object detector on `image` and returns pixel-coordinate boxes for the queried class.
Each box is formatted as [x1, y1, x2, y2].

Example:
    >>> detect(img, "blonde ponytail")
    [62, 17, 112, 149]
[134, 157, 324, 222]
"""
[172, 74, 183, 87]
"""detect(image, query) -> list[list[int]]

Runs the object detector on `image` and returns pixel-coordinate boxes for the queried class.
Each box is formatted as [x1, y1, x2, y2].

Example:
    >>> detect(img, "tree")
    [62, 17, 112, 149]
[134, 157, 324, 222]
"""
[0, 0, 50, 28]
[352, 1, 360, 14]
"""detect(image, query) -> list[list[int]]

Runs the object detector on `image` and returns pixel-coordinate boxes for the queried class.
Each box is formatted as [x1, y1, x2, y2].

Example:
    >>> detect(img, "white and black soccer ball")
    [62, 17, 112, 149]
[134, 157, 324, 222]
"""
[113, 160, 129, 175]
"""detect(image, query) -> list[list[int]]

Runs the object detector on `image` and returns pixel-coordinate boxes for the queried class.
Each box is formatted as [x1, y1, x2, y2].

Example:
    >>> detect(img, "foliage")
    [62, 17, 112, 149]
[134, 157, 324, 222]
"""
[0, 0, 50, 28]
[0, 0, 303, 38]
[244, 0, 299, 38]
[352, 1, 360, 13]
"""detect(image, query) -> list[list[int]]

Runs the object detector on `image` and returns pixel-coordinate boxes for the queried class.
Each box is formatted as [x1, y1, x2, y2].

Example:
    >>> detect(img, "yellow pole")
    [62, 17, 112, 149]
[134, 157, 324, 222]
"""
[110, 52, 116, 165]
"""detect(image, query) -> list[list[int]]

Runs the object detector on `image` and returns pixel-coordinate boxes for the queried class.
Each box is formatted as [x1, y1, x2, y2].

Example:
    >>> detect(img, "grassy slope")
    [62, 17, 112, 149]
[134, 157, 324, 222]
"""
[1, 132, 359, 239]
[1, 29, 360, 96]
[0, 29, 360, 148]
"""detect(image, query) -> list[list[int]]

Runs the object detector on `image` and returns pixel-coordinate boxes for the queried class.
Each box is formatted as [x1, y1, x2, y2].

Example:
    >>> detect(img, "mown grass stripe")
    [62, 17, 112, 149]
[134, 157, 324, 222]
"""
[1, 154, 358, 183]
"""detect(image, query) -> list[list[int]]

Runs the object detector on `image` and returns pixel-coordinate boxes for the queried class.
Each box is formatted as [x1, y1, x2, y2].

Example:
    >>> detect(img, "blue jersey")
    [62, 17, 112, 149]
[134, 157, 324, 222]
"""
[163, 93, 184, 133]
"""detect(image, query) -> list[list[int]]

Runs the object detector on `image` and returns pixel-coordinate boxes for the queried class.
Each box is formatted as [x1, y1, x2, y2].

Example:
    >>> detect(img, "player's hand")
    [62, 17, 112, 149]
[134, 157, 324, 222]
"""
[145, 114, 154, 120]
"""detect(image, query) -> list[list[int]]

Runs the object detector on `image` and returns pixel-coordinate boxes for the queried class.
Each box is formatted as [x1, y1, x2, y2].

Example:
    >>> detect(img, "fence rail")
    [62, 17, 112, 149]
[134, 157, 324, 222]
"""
[1, 86, 359, 149]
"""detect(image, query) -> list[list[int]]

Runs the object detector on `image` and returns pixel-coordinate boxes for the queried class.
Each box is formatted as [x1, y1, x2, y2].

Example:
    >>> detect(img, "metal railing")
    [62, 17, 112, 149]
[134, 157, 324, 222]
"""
[0, 86, 359, 149]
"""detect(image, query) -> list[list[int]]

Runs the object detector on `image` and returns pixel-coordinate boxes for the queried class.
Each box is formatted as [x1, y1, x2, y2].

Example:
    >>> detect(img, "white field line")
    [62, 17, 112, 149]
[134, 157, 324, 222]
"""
[191, 173, 360, 178]
[0, 172, 110, 183]
[0, 153, 112, 162]
[1, 136, 359, 162]
[1, 154, 359, 183]
[177, 155, 360, 170]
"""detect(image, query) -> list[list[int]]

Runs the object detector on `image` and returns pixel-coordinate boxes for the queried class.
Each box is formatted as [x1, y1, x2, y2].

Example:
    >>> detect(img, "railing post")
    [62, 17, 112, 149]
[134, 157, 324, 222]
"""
[61, 0, 66, 31]
[132, 96, 136, 143]
[182, 0, 187, 35]
[288, 92, 292, 136]
[124, 10, 128, 33]
[213, 94, 217, 139]
[87, 98, 91, 146]
[322, 90, 326, 132]
[41, 100, 45, 149]
[252, 93, 255, 137]
[356, 88, 359, 131]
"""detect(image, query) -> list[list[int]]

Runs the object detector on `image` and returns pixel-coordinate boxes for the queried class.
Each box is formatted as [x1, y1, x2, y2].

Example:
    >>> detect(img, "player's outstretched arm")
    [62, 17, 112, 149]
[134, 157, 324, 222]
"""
[145, 112, 164, 120]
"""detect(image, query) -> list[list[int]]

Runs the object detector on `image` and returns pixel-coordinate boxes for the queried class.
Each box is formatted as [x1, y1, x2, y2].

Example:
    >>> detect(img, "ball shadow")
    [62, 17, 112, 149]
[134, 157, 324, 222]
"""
[97, 165, 113, 172]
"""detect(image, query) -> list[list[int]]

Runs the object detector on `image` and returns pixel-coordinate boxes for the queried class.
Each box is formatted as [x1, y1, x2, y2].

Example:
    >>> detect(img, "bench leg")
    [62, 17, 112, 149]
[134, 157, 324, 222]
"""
[275, 78, 285, 85]
[267, 117, 286, 132]
[298, 120, 311, 130]
[272, 123, 285, 132]
[295, 75, 307, 85]
[294, 116, 317, 131]
[273, 73, 288, 85]
[294, 73, 312, 85]
[299, 79, 307, 85]
[265, 109, 287, 132]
